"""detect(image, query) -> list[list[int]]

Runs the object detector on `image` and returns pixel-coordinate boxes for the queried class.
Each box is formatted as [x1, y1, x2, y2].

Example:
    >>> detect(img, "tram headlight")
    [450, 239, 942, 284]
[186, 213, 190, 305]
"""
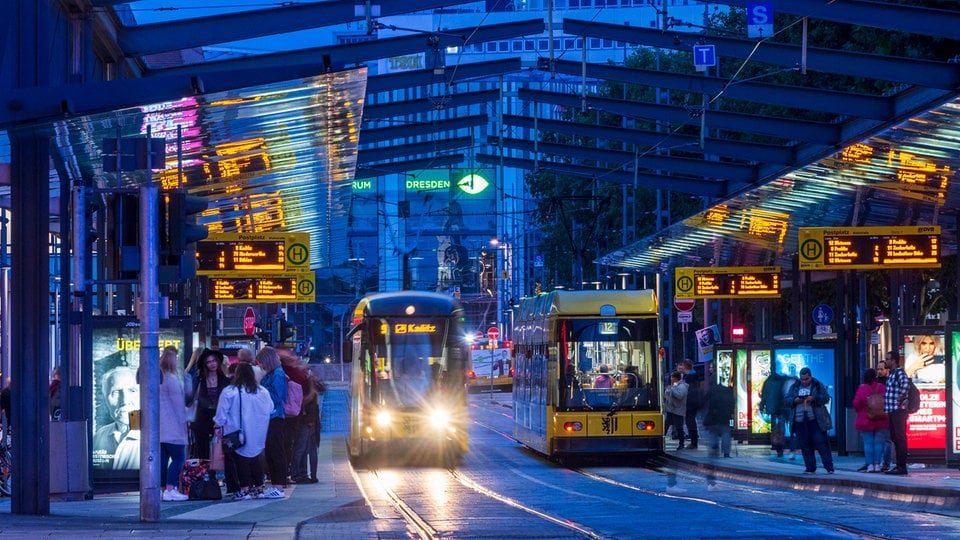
[375, 410, 393, 427]
[563, 421, 583, 432]
[636, 420, 655, 431]
[429, 409, 451, 429]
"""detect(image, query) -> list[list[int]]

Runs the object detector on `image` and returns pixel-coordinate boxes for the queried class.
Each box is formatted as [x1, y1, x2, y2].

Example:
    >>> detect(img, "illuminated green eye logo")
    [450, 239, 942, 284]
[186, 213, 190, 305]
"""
[457, 174, 489, 195]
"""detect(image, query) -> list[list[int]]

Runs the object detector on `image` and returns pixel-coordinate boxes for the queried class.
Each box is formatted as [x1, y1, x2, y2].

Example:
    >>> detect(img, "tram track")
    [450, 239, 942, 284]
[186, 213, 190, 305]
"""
[359, 465, 604, 539]
[470, 411, 895, 540]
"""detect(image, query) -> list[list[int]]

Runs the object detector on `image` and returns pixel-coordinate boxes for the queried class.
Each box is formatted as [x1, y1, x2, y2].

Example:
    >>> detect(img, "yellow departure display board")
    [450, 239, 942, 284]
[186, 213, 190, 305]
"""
[197, 233, 310, 275]
[799, 226, 940, 270]
[675, 266, 781, 299]
[208, 274, 315, 303]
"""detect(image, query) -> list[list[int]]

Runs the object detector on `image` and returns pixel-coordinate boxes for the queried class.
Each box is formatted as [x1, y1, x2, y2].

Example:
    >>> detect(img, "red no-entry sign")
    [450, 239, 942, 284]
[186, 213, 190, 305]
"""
[487, 326, 500, 340]
[243, 307, 256, 336]
[674, 298, 696, 312]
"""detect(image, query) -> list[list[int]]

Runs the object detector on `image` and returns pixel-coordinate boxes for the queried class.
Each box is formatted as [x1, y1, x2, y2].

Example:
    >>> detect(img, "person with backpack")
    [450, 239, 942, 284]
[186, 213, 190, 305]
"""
[883, 350, 910, 476]
[759, 370, 788, 457]
[852, 368, 888, 473]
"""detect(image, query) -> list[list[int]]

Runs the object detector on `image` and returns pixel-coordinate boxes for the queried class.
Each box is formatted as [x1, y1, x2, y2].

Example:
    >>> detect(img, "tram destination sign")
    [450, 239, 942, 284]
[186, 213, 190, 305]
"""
[208, 273, 315, 303]
[675, 266, 781, 300]
[197, 232, 310, 275]
[799, 226, 940, 271]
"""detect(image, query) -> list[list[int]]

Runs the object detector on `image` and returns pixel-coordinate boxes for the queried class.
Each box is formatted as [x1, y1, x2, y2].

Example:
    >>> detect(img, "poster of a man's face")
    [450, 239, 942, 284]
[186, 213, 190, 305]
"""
[91, 321, 186, 472]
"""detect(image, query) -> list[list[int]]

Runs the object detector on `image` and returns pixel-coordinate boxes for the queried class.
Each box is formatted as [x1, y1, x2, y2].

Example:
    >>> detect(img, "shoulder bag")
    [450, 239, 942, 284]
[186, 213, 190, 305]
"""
[221, 389, 245, 454]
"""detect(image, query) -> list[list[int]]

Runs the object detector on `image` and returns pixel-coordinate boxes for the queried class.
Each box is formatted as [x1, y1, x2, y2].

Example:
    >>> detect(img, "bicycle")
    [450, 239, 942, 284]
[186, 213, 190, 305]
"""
[0, 432, 10, 497]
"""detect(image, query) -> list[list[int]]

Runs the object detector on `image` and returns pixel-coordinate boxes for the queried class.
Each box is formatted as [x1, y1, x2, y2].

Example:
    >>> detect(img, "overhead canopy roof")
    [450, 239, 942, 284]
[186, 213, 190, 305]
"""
[599, 95, 960, 271]
[2, 1, 959, 270]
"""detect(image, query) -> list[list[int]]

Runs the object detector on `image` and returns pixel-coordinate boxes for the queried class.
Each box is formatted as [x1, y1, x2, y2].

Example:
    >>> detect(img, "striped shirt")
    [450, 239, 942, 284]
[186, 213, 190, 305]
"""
[884, 367, 907, 413]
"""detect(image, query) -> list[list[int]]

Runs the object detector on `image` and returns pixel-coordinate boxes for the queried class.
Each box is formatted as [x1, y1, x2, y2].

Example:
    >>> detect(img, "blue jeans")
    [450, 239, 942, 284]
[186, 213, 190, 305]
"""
[860, 428, 888, 466]
[160, 442, 186, 488]
[795, 418, 833, 472]
[707, 424, 731, 457]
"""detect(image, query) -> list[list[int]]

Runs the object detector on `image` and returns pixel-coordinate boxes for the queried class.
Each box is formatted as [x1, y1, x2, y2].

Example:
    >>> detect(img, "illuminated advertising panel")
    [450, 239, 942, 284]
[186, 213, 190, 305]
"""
[735, 349, 748, 430]
[948, 327, 960, 461]
[773, 345, 836, 436]
[900, 329, 946, 451]
[92, 318, 191, 477]
[750, 349, 772, 434]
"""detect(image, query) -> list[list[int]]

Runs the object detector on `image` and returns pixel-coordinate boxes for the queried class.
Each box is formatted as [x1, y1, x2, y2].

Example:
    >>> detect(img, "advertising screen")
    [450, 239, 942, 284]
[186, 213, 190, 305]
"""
[92, 318, 191, 474]
[773, 346, 836, 436]
[750, 349, 772, 434]
[901, 330, 946, 451]
[949, 329, 960, 458]
[735, 349, 748, 430]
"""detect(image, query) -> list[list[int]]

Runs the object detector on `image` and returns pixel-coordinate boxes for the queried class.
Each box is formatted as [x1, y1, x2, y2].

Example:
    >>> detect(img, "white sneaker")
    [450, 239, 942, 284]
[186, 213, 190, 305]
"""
[162, 489, 189, 502]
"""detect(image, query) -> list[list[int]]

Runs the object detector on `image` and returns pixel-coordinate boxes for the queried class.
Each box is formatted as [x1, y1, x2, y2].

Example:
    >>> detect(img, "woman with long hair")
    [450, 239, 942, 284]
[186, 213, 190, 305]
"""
[190, 348, 230, 459]
[159, 347, 189, 501]
[256, 346, 289, 498]
[213, 362, 273, 500]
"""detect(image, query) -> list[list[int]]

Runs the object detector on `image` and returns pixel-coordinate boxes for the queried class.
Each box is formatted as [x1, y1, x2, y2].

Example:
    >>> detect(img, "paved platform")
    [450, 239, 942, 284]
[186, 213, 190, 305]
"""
[2, 385, 959, 538]
[665, 441, 960, 508]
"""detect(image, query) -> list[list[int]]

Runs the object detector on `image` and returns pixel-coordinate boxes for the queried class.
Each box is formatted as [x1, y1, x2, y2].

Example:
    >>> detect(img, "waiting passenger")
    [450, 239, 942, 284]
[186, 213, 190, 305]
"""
[593, 365, 614, 389]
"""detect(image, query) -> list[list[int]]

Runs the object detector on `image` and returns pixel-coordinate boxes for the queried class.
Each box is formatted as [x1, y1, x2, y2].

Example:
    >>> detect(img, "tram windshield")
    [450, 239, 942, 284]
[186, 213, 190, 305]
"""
[366, 318, 453, 408]
[559, 318, 659, 411]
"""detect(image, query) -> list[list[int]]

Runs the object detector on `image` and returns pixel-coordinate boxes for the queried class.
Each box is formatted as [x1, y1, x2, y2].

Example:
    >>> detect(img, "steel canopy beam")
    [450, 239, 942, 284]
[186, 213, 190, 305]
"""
[356, 154, 466, 178]
[544, 59, 892, 120]
[359, 115, 488, 145]
[721, 0, 960, 40]
[561, 19, 960, 90]
[362, 89, 500, 121]
[357, 136, 474, 164]
[475, 154, 728, 198]
[494, 137, 758, 183]
[117, 0, 477, 56]
[366, 58, 521, 94]
[500, 114, 795, 165]
[149, 19, 545, 77]
[0, 64, 337, 127]
[519, 88, 841, 144]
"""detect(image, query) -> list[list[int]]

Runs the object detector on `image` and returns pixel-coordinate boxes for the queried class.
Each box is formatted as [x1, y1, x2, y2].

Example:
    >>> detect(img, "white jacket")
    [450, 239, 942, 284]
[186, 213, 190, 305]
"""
[213, 384, 274, 459]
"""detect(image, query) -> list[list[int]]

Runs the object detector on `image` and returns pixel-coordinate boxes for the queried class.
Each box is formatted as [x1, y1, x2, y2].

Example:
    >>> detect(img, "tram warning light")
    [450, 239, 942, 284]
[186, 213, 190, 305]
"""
[731, 326, 746, 343]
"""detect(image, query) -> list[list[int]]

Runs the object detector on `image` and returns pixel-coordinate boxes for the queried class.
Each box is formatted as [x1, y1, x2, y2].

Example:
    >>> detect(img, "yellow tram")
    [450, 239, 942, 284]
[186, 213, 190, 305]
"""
[346, 291, 469, 467]
[512, 290, 663, 458]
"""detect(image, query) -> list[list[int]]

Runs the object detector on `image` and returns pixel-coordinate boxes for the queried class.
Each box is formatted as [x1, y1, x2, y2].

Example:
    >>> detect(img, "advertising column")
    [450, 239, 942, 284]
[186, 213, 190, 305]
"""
[900, 328, 947, 456]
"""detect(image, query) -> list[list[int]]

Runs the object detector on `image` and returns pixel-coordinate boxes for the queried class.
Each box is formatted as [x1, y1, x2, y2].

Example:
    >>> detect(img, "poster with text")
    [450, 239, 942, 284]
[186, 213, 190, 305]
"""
[92, 318, 189, 473]
[773, 346, 836, 436]
[902, 330, 946, 451]
[750, 349, 772, 434]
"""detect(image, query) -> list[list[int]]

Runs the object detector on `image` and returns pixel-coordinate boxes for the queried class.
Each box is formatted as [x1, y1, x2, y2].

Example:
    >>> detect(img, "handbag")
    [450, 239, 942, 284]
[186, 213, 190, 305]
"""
[221, 389, 244, 454]
[180, 459, 222, 501]
[209, 434, 225, 470]
[185, 373, 199, 423]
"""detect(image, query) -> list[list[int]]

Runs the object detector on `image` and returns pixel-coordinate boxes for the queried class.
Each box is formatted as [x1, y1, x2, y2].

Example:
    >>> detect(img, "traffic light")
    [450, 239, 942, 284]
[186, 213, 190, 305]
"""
[272, 318, 295, 345]
[167, 192, 209, 254]
[160, 191, 208, 282]
[111, 193, 140, 280]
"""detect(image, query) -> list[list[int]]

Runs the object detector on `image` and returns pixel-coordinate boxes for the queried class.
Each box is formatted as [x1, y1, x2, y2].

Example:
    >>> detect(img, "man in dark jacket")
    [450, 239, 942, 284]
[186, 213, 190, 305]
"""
[679, 359, 701, 449]
[704, 377, 735, 460]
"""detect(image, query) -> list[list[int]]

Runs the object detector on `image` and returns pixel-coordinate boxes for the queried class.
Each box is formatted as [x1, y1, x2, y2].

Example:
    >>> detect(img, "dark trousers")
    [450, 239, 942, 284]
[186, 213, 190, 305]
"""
[265, 417, 287, 486]
[888, 409, 908, 470]
[667, 412, 685, 447]
[235, 452, 265, 491]
[684, 408, 699, 446]
[795, 418, 833, 472]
